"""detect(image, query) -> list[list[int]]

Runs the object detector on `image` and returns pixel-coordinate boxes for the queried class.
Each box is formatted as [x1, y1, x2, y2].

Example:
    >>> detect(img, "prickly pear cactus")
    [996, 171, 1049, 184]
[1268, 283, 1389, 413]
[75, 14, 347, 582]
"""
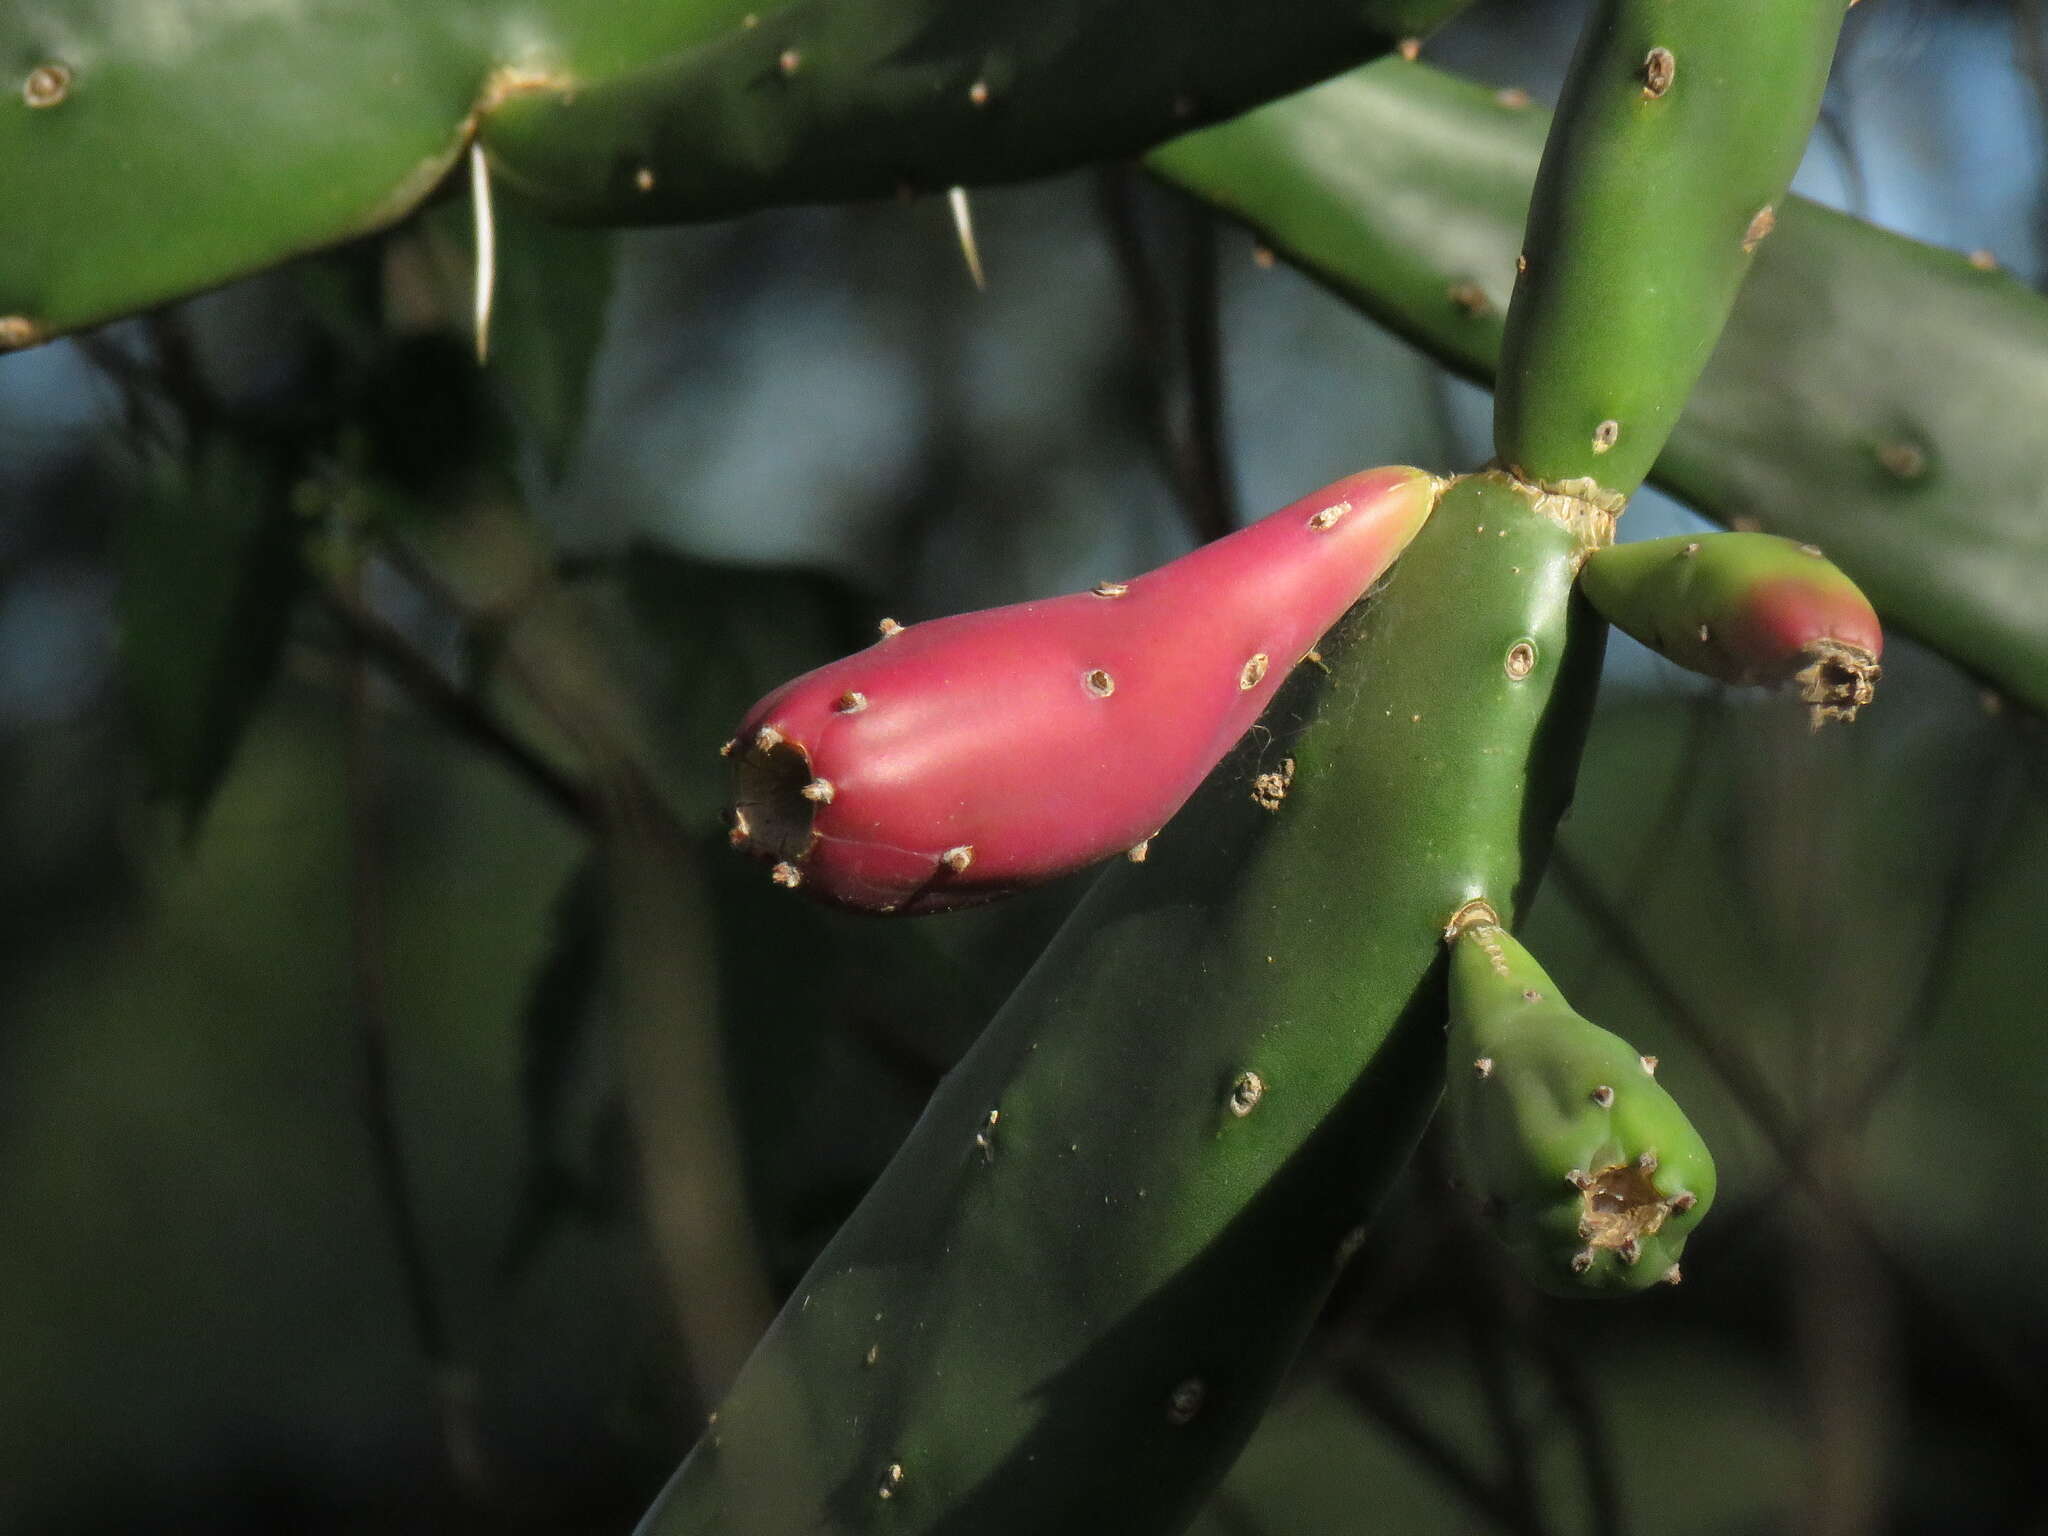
[0, 0, 1465, 347]
[640, 469, 1611, 1535]
[1579, 532, 1882, 725]
[724, 466, 1439, 913]
[1443, 907, 1714, 1296]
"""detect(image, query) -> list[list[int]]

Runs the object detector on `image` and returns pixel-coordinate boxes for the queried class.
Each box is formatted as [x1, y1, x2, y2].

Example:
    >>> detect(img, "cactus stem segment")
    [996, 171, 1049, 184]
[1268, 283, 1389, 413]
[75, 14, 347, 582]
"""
[948, 186, 987, 291]
[23, 62, 71, 109]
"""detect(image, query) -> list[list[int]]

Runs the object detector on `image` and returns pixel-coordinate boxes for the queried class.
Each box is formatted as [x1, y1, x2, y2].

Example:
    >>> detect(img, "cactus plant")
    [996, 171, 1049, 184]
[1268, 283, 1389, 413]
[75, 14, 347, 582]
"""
[724, 464, 1439, 913]
[1579, 532, 1882, 724]
[1150, 55, 2048, 709]
[0, 0, 1465, 347]
[636, 0, 1845, 1525]
[1442, 905, 1715, 1296]
[643, 469, 1610, 1535]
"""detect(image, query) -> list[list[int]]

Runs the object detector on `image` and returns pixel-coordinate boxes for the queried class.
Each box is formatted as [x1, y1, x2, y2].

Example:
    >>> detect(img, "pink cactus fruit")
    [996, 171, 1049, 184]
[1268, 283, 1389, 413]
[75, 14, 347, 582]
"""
[724, 464, 1443, 913]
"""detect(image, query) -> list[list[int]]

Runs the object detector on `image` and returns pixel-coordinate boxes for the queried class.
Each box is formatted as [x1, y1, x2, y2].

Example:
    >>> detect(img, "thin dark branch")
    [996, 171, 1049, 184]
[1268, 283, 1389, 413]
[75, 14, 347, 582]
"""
[1531, 1326, 1627, 1536]
[317, 583, 594, 831]
[1547, 848, 1800, 1142]
[346, 609, 486, 1498]
[1466, 1296, 1548, 1536]
[1548, 846, 2048, 1449]
[1179, 204, 1237, 537]
[1094, 165, 1231, 545]
[1334, 1357, 1545, 1536]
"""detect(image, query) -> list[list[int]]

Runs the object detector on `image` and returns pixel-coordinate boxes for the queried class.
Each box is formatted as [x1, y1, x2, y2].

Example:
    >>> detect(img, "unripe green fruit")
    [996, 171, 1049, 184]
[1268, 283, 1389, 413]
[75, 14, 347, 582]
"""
[1443, 906, 1715, 1296]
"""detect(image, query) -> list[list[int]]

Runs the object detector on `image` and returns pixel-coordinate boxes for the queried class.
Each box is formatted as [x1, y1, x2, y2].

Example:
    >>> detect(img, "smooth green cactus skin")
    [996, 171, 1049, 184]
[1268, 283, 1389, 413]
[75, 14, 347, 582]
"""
[1149, 58, 2048, 711]
[481, 0, 1470, 222]
[1445, 917, 1714, 1298]
[1492, 0, 1846, 496]
[0, 0, 1463, 346]
[635, 472, 1607, 1536]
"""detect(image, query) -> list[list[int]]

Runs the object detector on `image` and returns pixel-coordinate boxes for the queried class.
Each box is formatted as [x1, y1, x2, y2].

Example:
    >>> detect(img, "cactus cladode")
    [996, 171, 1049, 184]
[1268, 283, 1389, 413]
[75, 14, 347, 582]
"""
[1580, 532, 1881, 724]
[725, 465, 1441, 913]
[1444, 905, 1715, 1296]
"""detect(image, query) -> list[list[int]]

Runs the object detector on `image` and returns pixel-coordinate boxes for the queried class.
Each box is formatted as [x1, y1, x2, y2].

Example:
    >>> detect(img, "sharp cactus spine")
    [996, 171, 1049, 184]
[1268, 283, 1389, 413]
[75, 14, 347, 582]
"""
[1580, 533, 1883, 724]
[1443, 908, 1715, 1297]
[1492, 0, 1848, 496]
[726, 465, 1441, 913]
[640, 471, 1609, 1535]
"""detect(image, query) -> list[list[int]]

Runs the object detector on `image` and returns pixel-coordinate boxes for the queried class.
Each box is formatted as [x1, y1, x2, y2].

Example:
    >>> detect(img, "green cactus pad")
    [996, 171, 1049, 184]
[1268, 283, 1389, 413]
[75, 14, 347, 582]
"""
[636, 471, 1609, 1535]
[0, 0, 1464, 346]
[1444, 910, 1715, 1297]
[1493, 0, 1846, 496]
[1149, 58, 2048, 712]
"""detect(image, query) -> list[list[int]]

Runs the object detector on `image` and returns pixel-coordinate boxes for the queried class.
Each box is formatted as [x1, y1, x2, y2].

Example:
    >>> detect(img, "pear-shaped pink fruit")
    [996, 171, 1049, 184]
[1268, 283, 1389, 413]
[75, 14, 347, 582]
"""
[726, 465, 1442, 913]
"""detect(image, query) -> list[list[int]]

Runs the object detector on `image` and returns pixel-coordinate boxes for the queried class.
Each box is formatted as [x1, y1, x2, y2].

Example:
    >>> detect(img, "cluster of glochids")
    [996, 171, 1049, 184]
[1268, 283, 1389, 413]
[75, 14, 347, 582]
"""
[722, 473, 1882, 916]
